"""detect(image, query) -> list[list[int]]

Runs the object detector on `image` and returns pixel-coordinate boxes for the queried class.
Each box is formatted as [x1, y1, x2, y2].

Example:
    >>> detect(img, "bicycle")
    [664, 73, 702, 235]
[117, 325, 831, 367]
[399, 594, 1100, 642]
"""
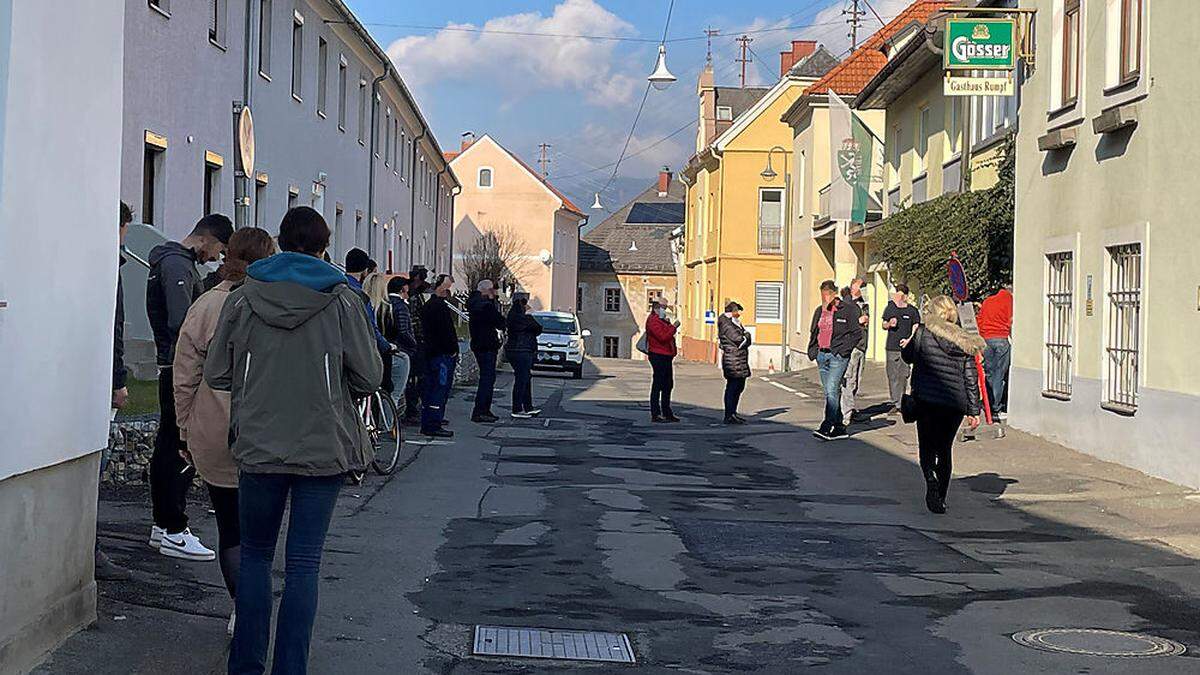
[351, 388, 402, 480]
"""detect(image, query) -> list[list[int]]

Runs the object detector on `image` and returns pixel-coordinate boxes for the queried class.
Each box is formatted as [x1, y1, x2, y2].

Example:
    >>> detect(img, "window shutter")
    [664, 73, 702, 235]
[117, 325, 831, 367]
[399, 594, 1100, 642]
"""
[755, 282, 782, 323]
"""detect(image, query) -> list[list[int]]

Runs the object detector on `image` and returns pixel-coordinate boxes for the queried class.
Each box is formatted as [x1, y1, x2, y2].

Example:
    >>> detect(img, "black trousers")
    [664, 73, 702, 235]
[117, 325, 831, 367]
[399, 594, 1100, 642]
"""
[150, 368, 190, 533]
[509, 351, 535, 413]
[404, 352, 425, 420]
[648, 353, 674, 418]
[206, 482, 240, 598]
[473, 350, 498, 415]
[915, 403, 963, 499]
[724, 376, 746, 418]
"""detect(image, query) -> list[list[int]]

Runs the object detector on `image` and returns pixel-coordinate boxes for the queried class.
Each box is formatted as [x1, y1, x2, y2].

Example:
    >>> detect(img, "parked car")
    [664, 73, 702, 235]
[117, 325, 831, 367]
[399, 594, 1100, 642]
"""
[530, 311, 589, 379]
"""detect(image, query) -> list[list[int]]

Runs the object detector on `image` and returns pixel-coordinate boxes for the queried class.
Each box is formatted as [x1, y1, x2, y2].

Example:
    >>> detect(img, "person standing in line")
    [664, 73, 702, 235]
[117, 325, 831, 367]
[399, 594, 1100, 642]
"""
[841, 278, 871, 426]
[363, 272, 395, 397]
[882, 283, 921, 416]
[467, 280, 505, 423]
[717, 301, 751, 425]
[645, 299, 680, 423]
[385, 275, 417, 414]
[98, 202, 136, 582]
[404, 266, 431, 426]
[205, 207, 382, 674]
[146, 213, 232, 561]
[343, 248, 394, 361]
[977, 285, 1013, 421]
[173, 228, 275, 636]
[806, 280, 863, 440]
[505, 292, 542, 418]
[419, 274, 459, 438]
[901, 295, 984, 514]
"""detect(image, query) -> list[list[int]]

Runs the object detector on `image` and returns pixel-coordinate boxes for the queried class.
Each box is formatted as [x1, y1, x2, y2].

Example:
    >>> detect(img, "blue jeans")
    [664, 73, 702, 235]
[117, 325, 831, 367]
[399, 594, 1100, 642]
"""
[473, 350, 498, 416]
[421, 354, 457, 432]
[983, 337, 1011, 417]
[390, 351, 411, 414]
[816, 351, 850, 431]
[508, 351, 534, 413]
[229, 472, 342, 675]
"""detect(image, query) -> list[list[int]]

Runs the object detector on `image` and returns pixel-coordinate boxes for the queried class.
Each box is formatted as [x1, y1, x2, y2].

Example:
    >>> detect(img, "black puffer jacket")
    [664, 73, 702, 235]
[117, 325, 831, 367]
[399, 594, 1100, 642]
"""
[467, 291, 505, 352]
[901, 316, 986, 415]
[717, 314, 751, 379]
[504, 305, 542, 356]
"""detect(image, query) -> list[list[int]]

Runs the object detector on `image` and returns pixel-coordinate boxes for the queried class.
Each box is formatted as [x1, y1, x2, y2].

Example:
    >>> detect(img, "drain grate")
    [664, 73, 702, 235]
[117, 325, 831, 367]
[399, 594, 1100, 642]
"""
[473, 625, 635, 663]
[1012, 628, 1187, 658]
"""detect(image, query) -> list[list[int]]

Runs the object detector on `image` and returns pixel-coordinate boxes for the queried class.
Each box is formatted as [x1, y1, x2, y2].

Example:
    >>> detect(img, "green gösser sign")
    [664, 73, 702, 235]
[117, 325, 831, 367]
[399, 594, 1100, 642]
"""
[944, 18, 1017, 70]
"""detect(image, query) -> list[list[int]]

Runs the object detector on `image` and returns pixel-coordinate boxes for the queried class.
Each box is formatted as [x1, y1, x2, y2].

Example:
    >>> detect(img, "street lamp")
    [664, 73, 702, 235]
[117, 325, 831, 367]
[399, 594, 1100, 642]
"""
[647, 44, 676, 90]
[591, 192, 604, 210]
[762, 145, 792, 372]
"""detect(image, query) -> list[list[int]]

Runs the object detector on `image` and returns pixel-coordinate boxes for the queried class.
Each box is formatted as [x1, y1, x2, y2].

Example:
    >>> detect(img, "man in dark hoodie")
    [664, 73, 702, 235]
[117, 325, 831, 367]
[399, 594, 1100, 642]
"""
[807, 279, 863, 440]
[344, 247, 393, 359]
[403, 266, 430, 425]
[205, 205, 381, 674]
[467, 279, 505, 423]
[419, 274, 458, 438]
[145, 213, 231, 561]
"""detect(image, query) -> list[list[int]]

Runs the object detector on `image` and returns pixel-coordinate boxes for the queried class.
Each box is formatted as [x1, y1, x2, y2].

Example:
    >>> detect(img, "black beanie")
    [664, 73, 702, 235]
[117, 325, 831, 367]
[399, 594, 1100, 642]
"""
[345, 247, 371, 274]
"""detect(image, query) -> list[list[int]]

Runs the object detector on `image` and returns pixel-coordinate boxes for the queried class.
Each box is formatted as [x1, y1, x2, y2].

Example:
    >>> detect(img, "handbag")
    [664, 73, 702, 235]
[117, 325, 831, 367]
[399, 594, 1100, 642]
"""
[635, 332, 649, 355]
[899, 326, 922, 424]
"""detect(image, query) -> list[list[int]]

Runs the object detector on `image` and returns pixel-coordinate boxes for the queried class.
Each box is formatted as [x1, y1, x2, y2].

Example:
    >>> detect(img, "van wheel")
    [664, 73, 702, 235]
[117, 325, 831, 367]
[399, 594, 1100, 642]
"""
[571, 366, 583, 380]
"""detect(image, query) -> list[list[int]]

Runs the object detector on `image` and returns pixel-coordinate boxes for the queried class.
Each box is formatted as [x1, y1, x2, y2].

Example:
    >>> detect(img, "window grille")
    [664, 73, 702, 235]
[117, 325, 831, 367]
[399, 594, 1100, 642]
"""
[1105, 243, 1141, 412]
[1044, 252, 1074, 397]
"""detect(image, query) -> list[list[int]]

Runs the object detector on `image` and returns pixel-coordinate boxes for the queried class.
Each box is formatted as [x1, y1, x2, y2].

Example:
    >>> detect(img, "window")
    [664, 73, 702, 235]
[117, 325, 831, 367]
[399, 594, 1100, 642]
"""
[384, 109, 391, 166]
[915, 106, 930, 175]
[258, 0, 271, 77]
[576, 285, 584, 311]
[970, 77, 1019, 145]
[755, 281, 783, 323]
[354, 211, 363, 248]
[603, 336, 620, 358]
[149, 0, 170, 15]
[142, 145, 163, 227]
[946, 99, 961, 156]
[337, 57, 347, 130]
[716, 105, 733, 121]
[1105, 243, 1141, 412]
[291, 12, 304, 100]
[400, 130, 408, 179]
[647, 289, 664, 307]
[316, 37, 328, 116]
[1045, 252, 1074, 398]
[288, 188, 298, 210]
[254, 181, 266, 228]
[1062, 0, 1081, 105]
[209, 0, 227, 46]
[1119, 0, 1142, 82]
[758, 189, 783, 254]
[203, 162, 220, 215]
[478, 167, 493, 188]
[392, 119, 399, 172]
[604, 287, 621, 313]
[889, 124, 902, 188]
[357, 76, 367, 144]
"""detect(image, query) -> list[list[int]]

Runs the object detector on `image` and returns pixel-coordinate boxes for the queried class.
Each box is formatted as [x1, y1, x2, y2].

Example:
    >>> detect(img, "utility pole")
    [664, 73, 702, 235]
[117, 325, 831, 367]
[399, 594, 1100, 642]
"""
[537, 143, 552, 177]
[704, 27, 720, 65]
[735, 35, 753, 88]
[844, 0, 866, 51]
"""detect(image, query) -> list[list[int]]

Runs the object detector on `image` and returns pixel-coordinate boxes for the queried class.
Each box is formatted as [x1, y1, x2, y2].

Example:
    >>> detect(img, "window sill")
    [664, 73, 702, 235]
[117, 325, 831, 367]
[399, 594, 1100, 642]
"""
[1100, 401, 1138, 417]
[292, 93, 303, 104]
[149, 4, 171, 20]
[1041, 390, 1071, 402]
[358, 139, 366, 147]
[1046, 101, 1084, 132]
[338, 124, 345, 133]
[317, 110, 326, 120]
[259, 71, 272, 82]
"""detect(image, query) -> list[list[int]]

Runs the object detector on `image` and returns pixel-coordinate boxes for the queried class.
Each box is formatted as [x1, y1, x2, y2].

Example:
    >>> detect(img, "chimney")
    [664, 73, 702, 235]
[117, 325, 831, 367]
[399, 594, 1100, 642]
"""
[657, 166, 672, 196]
[460, 131, 475, 152]
[698, 63, 716, 146]
[780, 40, 818, 77]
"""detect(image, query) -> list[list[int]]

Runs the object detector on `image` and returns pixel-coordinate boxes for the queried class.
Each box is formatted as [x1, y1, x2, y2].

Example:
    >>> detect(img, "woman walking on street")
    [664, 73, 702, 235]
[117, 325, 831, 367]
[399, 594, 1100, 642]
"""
[901, 295, 984, 514]
[173, 228, 275, 636]
[645, 299, 680, 423]
[205, 207, 382, 674]
[717, 301, 751, 424]
[505, 292, 542, 418]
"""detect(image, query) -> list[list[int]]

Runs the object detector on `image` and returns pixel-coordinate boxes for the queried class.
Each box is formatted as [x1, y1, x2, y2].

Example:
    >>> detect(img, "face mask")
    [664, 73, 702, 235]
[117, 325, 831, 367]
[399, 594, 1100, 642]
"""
[655, 307, 666, 319]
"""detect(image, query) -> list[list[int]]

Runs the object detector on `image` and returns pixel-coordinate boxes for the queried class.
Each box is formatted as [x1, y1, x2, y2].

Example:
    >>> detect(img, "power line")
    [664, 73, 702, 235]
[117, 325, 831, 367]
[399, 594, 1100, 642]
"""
[735, 35, 753, 88]
[552, 118, 697, 181]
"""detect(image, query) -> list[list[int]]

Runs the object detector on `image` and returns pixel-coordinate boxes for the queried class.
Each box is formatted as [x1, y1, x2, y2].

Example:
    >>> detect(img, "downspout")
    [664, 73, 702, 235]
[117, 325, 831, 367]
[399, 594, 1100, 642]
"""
[409, 128, 426, 267]
[366, 64, 389, 254]
[234, 0, 255, 229]
[433, 167, 446, 272]
[448, 185, 461, 277]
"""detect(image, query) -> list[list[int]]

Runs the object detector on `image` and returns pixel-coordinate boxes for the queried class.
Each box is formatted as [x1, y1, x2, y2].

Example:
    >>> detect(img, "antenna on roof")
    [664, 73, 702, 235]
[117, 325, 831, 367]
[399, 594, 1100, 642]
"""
[735, 35, 753, 88]
[844, 0, 866, 51]
[704, 27, 720, 66]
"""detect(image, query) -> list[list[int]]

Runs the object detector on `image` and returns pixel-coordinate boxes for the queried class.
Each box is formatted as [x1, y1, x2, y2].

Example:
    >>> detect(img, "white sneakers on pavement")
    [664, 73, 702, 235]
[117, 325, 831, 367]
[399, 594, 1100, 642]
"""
[153, 527, 216, 561]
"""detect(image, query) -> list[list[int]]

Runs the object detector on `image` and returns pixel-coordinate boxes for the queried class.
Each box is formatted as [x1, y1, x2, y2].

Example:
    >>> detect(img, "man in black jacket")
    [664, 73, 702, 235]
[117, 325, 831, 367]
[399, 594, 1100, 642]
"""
[145, 213, 231, 560]
[467, 280, 505, 423]
[807, 279, 863, 440]
[419, 274, 459, 438]
[840, 279, 870, 426]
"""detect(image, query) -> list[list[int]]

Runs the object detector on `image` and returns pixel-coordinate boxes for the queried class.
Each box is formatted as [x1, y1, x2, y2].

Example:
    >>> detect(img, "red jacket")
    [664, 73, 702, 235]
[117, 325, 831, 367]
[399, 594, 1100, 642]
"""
[977, 288, 1013, 340]
[645, 312, 678, 357]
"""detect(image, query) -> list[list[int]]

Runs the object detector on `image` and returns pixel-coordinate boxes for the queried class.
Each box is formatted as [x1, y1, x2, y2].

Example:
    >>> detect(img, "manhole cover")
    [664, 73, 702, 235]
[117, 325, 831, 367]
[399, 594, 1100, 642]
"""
[1012, 628, 1187, 658]
[473, 625, 635, 663]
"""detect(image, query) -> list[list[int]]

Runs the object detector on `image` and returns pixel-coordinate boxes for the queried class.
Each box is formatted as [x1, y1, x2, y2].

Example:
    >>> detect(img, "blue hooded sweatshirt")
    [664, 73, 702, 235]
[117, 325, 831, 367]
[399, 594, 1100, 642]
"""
[247, 252, 347, 291]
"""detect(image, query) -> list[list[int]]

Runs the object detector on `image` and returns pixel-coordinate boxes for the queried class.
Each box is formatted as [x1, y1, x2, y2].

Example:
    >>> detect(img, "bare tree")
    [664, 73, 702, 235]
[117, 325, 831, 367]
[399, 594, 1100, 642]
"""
[456, 225, 531, 294]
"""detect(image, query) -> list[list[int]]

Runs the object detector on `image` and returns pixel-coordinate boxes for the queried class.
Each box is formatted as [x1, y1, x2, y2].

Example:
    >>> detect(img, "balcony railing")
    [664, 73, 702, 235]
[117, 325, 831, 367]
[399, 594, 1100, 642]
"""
[758, 225, 782, 254]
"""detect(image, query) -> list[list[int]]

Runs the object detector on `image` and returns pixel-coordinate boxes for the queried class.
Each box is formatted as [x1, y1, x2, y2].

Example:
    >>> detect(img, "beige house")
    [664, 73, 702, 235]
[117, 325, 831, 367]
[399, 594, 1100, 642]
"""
[448, 133, 587, 311]
[1011, 0, 1199, 488]
[578, 169, 683, 360]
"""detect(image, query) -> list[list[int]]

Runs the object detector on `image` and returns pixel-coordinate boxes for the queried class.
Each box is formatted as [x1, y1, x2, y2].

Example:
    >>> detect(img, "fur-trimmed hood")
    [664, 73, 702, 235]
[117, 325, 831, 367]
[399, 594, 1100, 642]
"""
[923, 315, 986, 355]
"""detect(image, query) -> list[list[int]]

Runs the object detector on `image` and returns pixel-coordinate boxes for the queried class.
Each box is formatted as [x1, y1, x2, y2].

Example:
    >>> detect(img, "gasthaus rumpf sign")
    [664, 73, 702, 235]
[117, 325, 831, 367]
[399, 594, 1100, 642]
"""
[944, 18, 1017, 70]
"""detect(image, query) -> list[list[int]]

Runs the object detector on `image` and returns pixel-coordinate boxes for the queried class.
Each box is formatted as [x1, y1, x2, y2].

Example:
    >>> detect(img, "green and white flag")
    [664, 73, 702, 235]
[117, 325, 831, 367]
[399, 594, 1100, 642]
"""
[828, 90, 884, 224]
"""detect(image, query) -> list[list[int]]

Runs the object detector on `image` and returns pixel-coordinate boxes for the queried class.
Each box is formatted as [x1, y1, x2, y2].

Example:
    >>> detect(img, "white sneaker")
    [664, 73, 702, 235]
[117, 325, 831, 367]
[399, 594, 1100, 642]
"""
[149, 525, 165, 550]
[526, 408, 542, 417]
[511, 411, 532, 419]
[227, 610, 236, 637]
[158, 528, 216, 561]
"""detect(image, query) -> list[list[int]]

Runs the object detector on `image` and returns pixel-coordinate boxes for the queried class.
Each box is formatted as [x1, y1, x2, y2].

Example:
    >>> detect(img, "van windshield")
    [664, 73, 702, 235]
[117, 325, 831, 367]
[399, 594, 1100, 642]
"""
[533, 315, 577, 335]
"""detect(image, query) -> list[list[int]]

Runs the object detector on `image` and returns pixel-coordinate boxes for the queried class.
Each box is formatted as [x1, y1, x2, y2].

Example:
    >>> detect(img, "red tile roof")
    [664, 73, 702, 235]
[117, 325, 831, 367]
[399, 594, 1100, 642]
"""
[443, 151, 459, 163]
[803, 0, 951, 97]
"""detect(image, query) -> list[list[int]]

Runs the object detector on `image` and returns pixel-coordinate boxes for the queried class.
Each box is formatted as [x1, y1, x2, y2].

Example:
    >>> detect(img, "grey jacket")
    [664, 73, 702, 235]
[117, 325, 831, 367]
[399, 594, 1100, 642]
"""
[204, 255, 383, 476]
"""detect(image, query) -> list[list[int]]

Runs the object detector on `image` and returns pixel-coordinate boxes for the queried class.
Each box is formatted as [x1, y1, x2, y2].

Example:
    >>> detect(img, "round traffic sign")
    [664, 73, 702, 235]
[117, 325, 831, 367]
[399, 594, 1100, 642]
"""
[947, 254, 969, 301]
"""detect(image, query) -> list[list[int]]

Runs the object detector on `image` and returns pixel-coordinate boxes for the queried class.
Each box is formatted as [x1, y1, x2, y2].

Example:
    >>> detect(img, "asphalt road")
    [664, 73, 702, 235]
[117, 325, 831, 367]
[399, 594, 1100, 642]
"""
[36, 358, 1200, 673]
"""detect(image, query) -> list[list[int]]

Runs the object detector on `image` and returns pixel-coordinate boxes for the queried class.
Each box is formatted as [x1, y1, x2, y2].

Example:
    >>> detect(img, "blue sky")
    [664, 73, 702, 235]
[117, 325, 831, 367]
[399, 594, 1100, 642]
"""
[345, 0, 910, 208]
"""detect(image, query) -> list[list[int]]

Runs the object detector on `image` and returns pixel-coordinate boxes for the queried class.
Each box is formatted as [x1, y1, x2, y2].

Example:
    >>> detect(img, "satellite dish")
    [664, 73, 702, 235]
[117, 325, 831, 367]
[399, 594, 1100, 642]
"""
[238, 106, 255, 175]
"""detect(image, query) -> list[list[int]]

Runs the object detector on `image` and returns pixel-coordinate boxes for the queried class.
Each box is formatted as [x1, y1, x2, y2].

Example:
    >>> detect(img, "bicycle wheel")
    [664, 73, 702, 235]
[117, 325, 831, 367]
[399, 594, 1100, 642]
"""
[370, 391, 402, 475]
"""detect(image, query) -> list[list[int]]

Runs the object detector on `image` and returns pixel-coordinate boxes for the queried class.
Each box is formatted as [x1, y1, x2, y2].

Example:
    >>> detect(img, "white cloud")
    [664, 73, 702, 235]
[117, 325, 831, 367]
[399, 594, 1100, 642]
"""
[385, 0, 639, 107]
